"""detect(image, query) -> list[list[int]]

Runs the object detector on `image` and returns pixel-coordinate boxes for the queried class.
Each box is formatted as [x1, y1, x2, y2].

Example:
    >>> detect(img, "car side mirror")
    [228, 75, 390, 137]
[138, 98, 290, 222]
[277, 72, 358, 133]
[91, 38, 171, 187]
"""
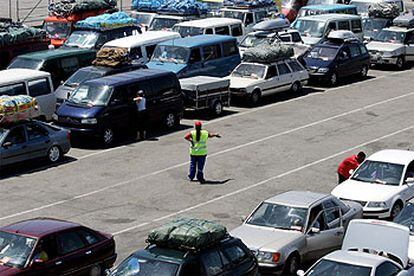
[31, 258, 45, 268]
[110, 99, 121, 106]
[2, 141, 12, 148]
[405, 177, 414, 184]
[240, 215, 247, 223]
[297, 270, 305, 276]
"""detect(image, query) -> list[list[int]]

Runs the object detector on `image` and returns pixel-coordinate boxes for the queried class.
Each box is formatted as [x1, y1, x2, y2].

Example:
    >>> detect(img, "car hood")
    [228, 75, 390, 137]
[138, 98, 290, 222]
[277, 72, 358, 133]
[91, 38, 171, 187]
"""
[57, 102, 102, 119]
[229, 77, 261, 89]
[301, 36, 322, 46]
[230, 224, 302, 251]
[147, 62, 187, 74]
[366, 41, 404, 52]
[331, 179, 400, 202]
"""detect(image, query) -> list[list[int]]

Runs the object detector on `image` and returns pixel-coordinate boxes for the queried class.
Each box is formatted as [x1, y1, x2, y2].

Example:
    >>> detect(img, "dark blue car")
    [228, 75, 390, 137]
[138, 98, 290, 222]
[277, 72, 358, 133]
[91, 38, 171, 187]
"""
[303, 32, 371, 86]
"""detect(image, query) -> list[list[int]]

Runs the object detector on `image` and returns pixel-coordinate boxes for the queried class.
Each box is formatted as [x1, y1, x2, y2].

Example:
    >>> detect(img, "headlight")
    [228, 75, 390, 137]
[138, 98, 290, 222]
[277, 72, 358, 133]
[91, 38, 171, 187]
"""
[255, 250, 281, 263]
[383, 50, 399, 58]
[81, 118, 98, 124]
[317, 67, 329, 73]
[52, 113, 58, 121]
[367, 201, 388, 208]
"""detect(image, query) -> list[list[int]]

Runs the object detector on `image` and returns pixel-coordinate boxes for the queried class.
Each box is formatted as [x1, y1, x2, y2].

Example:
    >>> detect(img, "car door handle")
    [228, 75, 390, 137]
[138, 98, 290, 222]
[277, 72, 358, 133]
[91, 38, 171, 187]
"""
[85, 250, 92, 255]
[55, 260, 62, 265]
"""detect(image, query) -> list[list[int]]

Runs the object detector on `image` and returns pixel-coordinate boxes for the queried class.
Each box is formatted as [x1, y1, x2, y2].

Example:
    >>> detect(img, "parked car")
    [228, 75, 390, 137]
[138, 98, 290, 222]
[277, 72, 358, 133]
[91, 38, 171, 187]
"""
[129, 11, 157, 30]
[297, 4, 358, 18]
[228, 57, 309, 105]
[291, 14, 364, 46]
[349, 0, 404, 16]
[7, 48, 96, 88]
[230, 191, 363, 275]
[102, 31, 181, 64]
[147, 35, 241, 78]
[0, 218, 116, 275]
[0, 120, 70, 167]
[394, 202, 414, 266]
[331, 149, 414, 219]
[0, 69, 56, 120]
[54, 63, 147, 107]
[298, 219, 414, 276]
[303, 30, 370, 85]
[149, 14, 200, 31]
[362, 17, 393, 42]
[53, 69, 183, 145]
[366, 15, 414, 69]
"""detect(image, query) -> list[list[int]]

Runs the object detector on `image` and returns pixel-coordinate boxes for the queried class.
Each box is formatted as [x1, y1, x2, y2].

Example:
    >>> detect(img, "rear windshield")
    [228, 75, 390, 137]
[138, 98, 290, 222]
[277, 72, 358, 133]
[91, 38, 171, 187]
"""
[110, 256, 179, 276]
[65, 70, 105, 87]
[8, 58, 43, 70]
[43, 21, 71, 39]
[305, 259, 372, 275]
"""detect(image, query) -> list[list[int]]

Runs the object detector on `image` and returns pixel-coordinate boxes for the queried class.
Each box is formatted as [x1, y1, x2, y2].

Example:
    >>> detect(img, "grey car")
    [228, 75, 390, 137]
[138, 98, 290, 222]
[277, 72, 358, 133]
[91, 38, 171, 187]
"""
[230, 191, 363, 275]
[0, 120, 71, 168]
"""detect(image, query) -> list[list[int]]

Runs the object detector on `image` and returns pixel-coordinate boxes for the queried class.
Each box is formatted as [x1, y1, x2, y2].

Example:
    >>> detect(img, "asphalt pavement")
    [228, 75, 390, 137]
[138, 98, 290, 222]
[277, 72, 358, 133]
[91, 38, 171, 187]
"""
[1, 67, 414, 264]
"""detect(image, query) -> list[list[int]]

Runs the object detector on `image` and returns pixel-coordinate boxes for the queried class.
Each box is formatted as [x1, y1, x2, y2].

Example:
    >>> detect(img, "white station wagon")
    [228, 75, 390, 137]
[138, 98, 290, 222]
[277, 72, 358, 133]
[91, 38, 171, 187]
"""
[332, 149, 414, 219]
[228, 58, 309, 105]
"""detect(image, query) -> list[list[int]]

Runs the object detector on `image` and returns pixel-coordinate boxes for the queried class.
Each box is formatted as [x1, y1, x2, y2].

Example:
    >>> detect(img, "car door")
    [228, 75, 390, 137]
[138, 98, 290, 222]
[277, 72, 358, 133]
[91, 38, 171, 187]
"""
[201, 44, 222, 77]
[106, 87, 134, 130]
[1, 125, 29, 166]
[221, 40, 241, 76]
[336, 46, 353, 77]
[321, 200, 345, 249]
[185, 48, 204, 78]
[276, 62, 293, 92]
[405, 31, 414, 62]
[25, 122, 51, 159]
[29, 234, 61, 275]
[400, 161, 414, 202]
[27, 77, 56, 120]
[348, 44, 363, 74]
[262, 65, 279, 96]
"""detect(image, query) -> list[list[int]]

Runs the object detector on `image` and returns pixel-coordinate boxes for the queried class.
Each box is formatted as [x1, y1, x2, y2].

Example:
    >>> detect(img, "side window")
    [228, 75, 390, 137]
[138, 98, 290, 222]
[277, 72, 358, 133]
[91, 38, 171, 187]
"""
[203, 44, 221, 61]
[338, 21, 350, 30]
[375, 261, 401, 276]
[231, 24, 243, 37]
[245, 13, 254, 25]
[360, 45, 368, 54]
[406, 32, 414, 44]
[265, 65, 277, 79]
[332, 197, 350, 214]
[205, 28, 213, 34]
[201, 250, 225, 275]
[56, 231, 86, 255]
[0, 83, 26, 96]
[405, 161, 414, 181]
[254, 11, 267, 23]
[145, 44, 157, 59]
[279, 35, 291, 42]
[291, 32, 302, 42]
[130, 47, 143, 60]
[287, 60, 304, 72]
[349, 44, 362, 58]
[28, 78, 51, 97]
[308, 204, 326, 231]
[61, 57, 79, 74]
[4, 126, 26, 144]
[277, 63, 291, 75]
[328, 22, 337, 31]
[76, 228, 101, 245]
[222, 244, 248, 264]
[215, 26, 230, 36]
[322, 200, 341, 227]
[26, 123, 48, 140]
[222, 41, 238, 57]
[351, 20, 362, 32]
[189, 48, 202, 63]
[32, 235, 58, 262]
[339, 46, 351, 60]
[181, 260, 202, 275]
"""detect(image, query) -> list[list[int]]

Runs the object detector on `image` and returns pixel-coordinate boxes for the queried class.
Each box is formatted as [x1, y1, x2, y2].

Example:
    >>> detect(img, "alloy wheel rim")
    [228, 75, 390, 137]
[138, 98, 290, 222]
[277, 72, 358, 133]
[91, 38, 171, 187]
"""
[166, 114, 175, 127]
[215, 103, 222, 114]
[331, 74, 337, 85]
[292, 83, 299, 92]
[104, 129, 113, 144]
[290, 257, 298, 274]
[49, 147, 60, 162]
[362, 66, 367, 76]
[397, 58, 403, 68]
[392, 204, 401, 218]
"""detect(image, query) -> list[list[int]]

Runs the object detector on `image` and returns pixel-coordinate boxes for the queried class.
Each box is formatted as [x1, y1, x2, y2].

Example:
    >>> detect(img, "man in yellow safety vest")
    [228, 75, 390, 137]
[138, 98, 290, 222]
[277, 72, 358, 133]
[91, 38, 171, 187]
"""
[184, 121, 221, 183]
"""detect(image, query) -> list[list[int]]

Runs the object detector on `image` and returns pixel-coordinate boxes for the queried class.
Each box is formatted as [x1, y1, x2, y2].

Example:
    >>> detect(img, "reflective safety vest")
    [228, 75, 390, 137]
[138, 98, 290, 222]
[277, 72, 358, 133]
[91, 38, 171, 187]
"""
[190, 130, 208, 156]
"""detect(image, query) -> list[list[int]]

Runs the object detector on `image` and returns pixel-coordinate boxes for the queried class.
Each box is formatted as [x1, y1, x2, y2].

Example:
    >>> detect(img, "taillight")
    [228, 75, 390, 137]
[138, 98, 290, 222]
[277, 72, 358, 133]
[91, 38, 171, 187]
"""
[66, 131, 71, 140]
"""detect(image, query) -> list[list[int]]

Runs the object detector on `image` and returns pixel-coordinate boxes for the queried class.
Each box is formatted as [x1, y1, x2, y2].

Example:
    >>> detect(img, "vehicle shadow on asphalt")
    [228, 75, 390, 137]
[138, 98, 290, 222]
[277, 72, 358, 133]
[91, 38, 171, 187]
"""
[310, 75, 375, 88]
[0, 156, 76, 180]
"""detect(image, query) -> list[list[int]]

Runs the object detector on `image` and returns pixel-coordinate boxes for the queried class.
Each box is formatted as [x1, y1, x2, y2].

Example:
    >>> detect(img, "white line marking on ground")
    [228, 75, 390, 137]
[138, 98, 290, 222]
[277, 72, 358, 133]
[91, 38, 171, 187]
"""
[0, 88, 413, 222]
[113, 124, 414, 235]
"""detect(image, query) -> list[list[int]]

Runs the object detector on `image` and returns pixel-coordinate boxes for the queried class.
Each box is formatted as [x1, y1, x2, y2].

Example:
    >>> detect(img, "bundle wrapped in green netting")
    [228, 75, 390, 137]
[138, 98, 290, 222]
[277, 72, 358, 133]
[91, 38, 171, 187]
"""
[0, 21, 46, 48]
[49, 0, 117, 17]
[147, 218, 227, 250]
[243, 42, 294, 63]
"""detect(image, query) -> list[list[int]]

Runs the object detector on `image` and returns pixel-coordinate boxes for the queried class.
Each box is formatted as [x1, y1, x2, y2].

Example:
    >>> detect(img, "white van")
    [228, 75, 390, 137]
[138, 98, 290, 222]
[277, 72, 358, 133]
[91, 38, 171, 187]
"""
[173, 18, 244, 40]
[220, 6, 277, 33]
[0, 69, 56, 120]
[102, 31, 181, 64]
[349, 0, 404, 16]
[292, 14, 363, 45]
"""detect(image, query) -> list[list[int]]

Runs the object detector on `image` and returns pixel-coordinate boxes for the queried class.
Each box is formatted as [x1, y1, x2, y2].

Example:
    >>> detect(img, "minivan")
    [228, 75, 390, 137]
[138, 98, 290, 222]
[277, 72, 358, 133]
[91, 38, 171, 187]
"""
[102, 31, 181, 64]
[0, 69, 56, 120]
[54, 69, 183, 145]
[8, 48, 96, 88]
[173, 18, 244, 40]
[147, 35, 241, 78]
[297, 4, 358, 18]
[292, 14, 363, 45]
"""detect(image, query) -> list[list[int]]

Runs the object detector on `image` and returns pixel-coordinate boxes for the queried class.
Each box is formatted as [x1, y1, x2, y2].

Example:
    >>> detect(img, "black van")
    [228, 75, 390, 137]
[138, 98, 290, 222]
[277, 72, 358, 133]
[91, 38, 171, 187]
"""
[54, 69, 183, 145]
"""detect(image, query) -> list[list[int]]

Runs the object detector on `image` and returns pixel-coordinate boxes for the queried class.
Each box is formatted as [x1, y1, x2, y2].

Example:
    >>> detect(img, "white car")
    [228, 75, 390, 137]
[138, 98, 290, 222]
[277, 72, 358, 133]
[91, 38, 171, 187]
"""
[393, 202, 414, 264]
[331, 149, 414, 219]
[228, 58, 309, 105]
[298, 219, 414, 276]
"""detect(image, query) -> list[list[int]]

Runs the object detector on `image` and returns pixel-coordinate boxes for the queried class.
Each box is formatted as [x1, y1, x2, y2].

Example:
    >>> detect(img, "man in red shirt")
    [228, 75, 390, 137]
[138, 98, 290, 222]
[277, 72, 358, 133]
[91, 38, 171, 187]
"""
[337, 151, 366, 184]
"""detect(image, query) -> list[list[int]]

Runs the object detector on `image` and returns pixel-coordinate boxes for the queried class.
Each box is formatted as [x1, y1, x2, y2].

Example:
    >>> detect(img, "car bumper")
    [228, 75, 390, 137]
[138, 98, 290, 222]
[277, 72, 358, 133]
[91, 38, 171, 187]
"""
[258, 262, 284, 274]
[362, 207, 390, 219]
[309, 72, 330, 82]
[370, 55, 398, 65]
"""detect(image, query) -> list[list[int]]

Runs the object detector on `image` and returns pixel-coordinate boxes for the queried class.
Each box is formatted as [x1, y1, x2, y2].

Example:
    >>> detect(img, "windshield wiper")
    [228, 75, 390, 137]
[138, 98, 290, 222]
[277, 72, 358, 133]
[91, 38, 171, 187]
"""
[372, 179, 387, 184]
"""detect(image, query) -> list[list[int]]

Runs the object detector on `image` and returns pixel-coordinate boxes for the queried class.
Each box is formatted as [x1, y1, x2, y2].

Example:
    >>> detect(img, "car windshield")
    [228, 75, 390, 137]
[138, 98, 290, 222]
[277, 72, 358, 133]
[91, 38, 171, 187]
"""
[43, 22, 71, 39]
[110, 256, 179, 276]
[65, 70, 105, 87]
[240, 35, 272, 47]
[64, 31, 99, 49]
[305, 259, 372, 275]
[0, 231, 37, 269]
[150, 18, 180, 31]
[68, 84, 112, 106]
[247, 202, 308, 231]
[351, 160, 404, 186]
[232, 63, 267, 79]
[307, 46, 338, 61]
[351, 1, 371, 13]
[152, 45, 189, 64]
[394, 204, 414, 233]
[133, 13, 154, 25]
[292, 19, 325, 38]
[223, 10, 245, 21]
[362, 18, 388, 33]
[8, 58, 43, 70]
[374, 30, 406, 44]
[173, 26, 204, 37]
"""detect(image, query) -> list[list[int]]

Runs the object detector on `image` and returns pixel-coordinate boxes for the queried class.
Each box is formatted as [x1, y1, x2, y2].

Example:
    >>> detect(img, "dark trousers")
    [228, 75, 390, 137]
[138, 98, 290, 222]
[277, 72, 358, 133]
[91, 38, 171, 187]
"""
[188, 155, 206, 181]
[338, 173, 347, 184]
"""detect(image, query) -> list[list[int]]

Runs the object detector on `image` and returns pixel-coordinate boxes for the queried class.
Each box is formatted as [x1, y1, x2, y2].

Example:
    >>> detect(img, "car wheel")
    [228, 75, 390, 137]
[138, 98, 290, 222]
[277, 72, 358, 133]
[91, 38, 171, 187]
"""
[250, 90, 261, 106]
[291, 81, 302, 93]
[390, 201, 403, 219]
[283, 254, 300, 275]
[211, 101, 223, 116]
[102, 128, 114, 146]
[47, 146, 61, 163]
[330, 72, 338, 86]
[164, 112, 177, 129]
[360, 65, 368, 78]
[89, 264, 102, 276]
[396, 57, 405, 70]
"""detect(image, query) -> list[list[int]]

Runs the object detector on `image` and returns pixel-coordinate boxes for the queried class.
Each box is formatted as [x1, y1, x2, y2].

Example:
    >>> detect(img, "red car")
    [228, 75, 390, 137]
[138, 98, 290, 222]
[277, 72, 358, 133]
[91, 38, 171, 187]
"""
[0, 218, 116, 275]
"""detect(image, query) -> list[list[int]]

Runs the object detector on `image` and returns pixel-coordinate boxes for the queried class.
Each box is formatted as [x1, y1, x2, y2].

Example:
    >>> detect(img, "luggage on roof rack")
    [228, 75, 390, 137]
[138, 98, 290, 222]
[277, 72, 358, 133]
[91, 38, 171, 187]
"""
[0, 95, 40, 124]
[131, 0, 166, 11]
[48, 0, 117, 18]
[75, 12, 138, 30]
[243, 42, 294, 63]
[0, 20, 47, 48]
[223, 0, 275, 8]
[253, 18, 290, 32]
[368, 3, 399, 19]
[157, 0, 209, 16]
[393, 14, 414, 28]
[92, 47, 131, 67]
[147, 218, 227, 250]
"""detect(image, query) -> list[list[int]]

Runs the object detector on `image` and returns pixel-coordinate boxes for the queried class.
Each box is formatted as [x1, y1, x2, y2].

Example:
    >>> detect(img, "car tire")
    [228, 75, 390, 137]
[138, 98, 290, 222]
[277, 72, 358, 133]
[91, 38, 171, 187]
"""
[329, 72, 338, 86]
[291, 81, 302, 93]
[47, 146, 61, 163]
[396, 56, 405, 70]
[360, 65, 368, 78]
[89, 264, 102, 276]
[164, 112, 177, 129]
[249, 90, 261, 106]
[283, 253, 300, 276]
[102, 128, 114, 146]
[390, 201, 403, 219]
[211, 101, 223, 116]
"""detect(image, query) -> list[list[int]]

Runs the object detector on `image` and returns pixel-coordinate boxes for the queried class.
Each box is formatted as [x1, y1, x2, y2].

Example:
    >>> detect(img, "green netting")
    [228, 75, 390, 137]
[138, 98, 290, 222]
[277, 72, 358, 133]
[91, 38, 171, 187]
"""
[0, 21, 46, 48]
[49, 0, 117, 17]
